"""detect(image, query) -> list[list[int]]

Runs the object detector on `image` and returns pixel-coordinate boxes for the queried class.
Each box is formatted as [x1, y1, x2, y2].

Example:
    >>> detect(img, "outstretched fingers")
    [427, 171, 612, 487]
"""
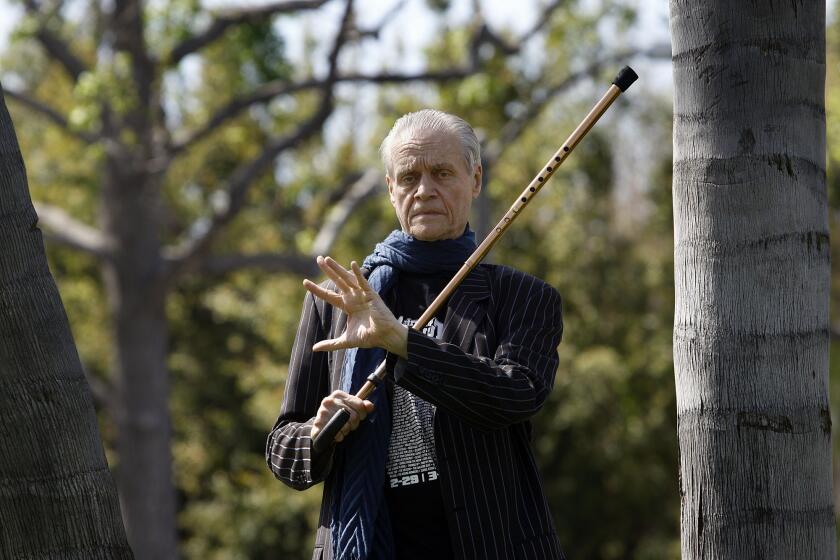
[302, 279, 343, 307]
[350, 261, 372, 292]
[316, 256, 351, 292]
[321, 256, 358, 292]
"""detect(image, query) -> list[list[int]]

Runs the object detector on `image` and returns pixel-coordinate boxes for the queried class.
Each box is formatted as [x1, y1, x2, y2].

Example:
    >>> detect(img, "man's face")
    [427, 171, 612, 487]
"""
[386, 129, 482, 242]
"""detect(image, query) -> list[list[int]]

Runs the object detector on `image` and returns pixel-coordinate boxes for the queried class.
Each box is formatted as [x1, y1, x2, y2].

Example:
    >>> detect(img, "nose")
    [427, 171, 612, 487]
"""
[414, 172, 437, 200]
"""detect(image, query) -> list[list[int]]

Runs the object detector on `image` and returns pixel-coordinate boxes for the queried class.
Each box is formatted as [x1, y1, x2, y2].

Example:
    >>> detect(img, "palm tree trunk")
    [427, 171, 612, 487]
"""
[670, 1, 835, 558]
[0, 86, 133, 558]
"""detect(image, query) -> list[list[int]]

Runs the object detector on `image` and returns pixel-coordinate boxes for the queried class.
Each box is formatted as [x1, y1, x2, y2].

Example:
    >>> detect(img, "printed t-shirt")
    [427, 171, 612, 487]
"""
[385, 271, 454, 559]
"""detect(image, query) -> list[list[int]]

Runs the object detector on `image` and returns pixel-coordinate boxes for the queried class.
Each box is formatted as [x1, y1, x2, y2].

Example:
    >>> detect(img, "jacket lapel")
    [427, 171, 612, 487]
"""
[442, 265, 492, 352]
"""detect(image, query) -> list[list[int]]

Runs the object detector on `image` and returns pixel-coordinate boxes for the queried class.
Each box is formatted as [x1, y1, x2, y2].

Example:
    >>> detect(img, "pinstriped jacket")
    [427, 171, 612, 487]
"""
[266, 264, 566, 560]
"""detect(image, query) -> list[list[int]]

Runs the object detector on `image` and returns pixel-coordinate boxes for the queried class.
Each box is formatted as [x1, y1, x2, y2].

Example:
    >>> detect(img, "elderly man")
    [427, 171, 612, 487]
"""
[267, 110, 565, 560]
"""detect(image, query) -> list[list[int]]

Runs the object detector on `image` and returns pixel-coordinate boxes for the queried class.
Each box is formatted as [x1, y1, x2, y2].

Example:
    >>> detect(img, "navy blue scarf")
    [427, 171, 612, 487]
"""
[330, 228, 477, 560]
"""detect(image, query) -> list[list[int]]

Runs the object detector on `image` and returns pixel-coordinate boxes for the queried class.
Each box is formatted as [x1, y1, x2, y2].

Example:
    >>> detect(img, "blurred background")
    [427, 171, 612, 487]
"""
[0, 0, 838, 558]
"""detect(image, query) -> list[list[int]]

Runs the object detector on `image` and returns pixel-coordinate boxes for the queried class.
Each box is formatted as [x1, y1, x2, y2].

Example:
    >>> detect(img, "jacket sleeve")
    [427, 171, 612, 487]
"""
[266, 290, 334, 490]
[392, 273, 563, 431]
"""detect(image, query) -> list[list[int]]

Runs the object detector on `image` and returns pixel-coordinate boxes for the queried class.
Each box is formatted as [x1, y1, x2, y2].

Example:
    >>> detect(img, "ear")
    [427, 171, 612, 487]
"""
[472, 164, 482, 199]
[386, 175, 396, 205]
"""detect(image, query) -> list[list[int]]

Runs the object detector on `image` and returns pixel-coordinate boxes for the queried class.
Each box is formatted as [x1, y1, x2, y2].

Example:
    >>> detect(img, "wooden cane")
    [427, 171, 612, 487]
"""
[312, 66, 638, 454]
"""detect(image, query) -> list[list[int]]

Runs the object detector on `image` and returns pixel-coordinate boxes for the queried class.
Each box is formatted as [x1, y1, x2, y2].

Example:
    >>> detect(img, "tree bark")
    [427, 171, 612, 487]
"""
[670, 1, 835, 558]
[0, 87, 133, 557]
[100, 144, 176, 558]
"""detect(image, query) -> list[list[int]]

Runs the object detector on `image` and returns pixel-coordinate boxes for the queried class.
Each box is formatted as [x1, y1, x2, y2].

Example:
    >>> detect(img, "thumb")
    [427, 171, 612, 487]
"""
[312, 333, 352, 352]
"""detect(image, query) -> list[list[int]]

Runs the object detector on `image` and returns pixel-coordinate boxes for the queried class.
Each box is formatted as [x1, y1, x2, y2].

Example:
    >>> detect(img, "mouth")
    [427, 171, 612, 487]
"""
[411, 210, 445, 219]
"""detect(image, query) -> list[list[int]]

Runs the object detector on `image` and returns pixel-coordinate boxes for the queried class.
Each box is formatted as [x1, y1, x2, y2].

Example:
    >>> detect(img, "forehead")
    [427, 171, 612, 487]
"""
[391, 129, 464, 172]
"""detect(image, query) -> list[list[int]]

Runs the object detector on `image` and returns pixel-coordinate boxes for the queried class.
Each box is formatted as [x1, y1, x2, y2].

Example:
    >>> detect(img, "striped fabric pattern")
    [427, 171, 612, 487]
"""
[267, 264, 566, 560]
[331, 344, 392, 560]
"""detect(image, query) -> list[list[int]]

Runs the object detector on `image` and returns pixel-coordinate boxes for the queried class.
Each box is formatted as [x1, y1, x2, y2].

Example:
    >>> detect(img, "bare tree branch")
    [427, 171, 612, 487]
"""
[198, 252, 318, 277]
[470, 44, 669, 236]
[34, 201, 114, 259]
[164, 0, 355, 281]
[484, 45, 672, 169]
[4, 88, 99, 143]
[321, 170, 364, 207]
[505, 0, 566, 48]
[468, 0, 567, 56]
[354, 0, 407, 40]
[312, 168, 382, 255]
[22, 0, 89, 82]
[188, 169, 382, 277]
[166, 0, 330, 66]
[171, 166, 381, 279]
[168, 1, 568, 156]
[168, 68, 478, 155]
[111, 0, 156, 114]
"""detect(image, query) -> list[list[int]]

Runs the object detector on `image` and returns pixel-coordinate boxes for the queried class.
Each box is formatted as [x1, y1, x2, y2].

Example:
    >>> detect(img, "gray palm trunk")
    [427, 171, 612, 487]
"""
[0, 89, 133, 557]
[670, 1, 835, 558]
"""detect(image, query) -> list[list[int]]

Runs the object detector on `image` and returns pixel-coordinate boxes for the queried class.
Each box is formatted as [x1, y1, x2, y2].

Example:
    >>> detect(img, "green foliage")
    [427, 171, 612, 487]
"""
[168, 274, 323, 559]
[486, 114, 678, 559]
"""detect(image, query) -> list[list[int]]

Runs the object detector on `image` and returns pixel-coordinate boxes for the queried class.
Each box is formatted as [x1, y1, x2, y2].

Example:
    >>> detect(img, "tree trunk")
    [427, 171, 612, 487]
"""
[101, 150, 176, 559]
[0, 88, 133, 557]
[670, 1, 835, 558]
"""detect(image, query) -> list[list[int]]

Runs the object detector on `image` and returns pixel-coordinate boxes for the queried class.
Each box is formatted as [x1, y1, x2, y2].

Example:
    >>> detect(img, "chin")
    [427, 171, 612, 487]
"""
[409, 225, 455, 242]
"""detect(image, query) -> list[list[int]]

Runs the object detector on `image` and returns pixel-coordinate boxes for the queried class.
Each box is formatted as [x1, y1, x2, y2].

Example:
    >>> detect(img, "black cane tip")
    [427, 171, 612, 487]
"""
[612, 66, 638, 92]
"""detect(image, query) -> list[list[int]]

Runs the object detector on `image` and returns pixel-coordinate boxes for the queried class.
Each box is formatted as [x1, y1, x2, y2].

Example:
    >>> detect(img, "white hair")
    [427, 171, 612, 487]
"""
[379, 109, 481, 177]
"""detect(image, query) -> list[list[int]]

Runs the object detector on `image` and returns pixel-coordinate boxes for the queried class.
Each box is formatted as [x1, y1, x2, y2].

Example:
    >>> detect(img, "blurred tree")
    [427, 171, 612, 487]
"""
[670, 1, 835, 558]
[0, 89, 132, 557]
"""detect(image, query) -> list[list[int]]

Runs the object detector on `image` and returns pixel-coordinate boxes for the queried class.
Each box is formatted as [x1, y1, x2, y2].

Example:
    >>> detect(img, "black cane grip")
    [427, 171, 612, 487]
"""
[312, 407, 351, 454]
[612, 66, 638, 92]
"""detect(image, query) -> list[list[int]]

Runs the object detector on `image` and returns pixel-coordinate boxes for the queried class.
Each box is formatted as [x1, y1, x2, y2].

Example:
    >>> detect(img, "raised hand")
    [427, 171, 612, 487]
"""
[303, 256, 408, 358]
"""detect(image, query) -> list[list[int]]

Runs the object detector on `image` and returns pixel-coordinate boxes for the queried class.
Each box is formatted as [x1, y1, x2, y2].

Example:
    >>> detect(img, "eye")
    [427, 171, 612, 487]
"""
[436, 169, 453, 179]
[400, 173, 417, 186]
